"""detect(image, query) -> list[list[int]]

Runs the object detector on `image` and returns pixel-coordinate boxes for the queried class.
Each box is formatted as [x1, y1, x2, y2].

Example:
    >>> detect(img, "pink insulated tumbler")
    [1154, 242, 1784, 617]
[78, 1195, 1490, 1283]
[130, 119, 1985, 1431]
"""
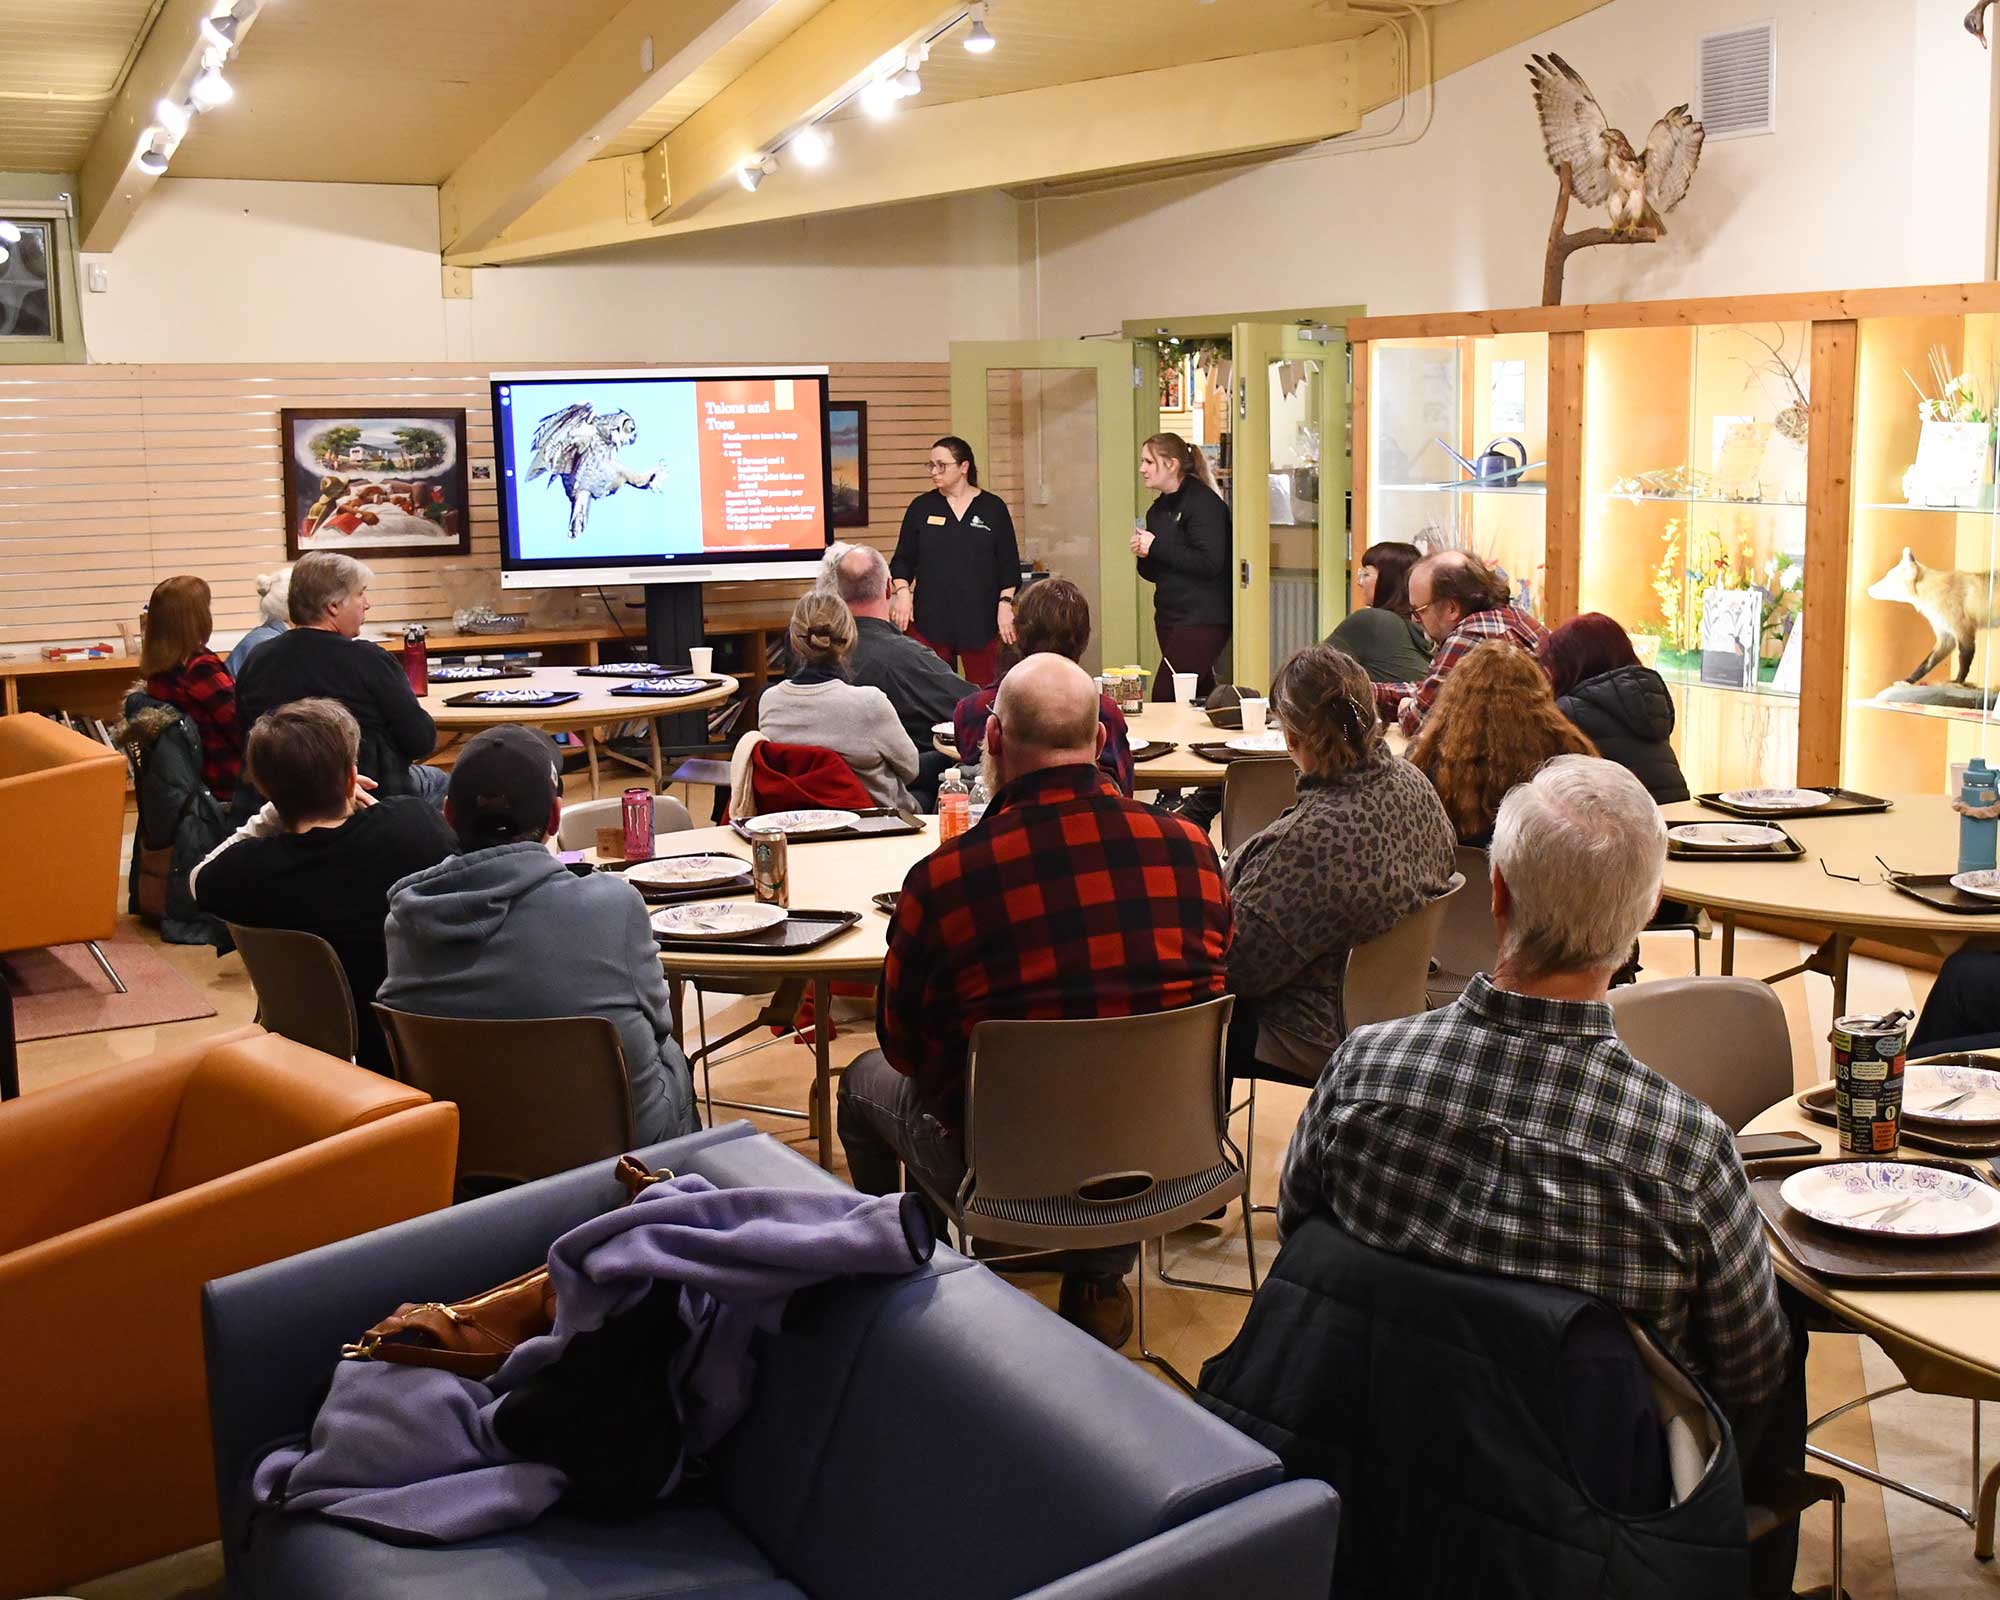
[402, 625, 428, 697]
[621, 787, 654, 861]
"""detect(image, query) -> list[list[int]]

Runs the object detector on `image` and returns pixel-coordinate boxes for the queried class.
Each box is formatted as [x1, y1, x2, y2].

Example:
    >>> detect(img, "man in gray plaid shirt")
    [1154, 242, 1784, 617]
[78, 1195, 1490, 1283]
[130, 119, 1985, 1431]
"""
[1280, 755, 1802, 1585]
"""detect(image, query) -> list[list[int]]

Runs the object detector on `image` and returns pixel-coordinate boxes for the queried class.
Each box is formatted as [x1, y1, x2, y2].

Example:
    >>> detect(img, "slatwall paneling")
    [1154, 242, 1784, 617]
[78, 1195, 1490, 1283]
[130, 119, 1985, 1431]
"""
[0, 361, 949, 647]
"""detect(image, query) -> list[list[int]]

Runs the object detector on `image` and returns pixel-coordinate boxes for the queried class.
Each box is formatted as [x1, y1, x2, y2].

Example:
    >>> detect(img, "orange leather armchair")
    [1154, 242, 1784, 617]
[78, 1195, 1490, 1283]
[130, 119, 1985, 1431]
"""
[0, 1026, 459, 1596]
[0, 711, 129, 986]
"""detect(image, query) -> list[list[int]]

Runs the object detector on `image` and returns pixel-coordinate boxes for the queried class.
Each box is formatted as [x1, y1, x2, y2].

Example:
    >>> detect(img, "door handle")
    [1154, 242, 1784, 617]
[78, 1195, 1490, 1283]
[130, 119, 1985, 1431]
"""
[1239, 557, 1252, 590]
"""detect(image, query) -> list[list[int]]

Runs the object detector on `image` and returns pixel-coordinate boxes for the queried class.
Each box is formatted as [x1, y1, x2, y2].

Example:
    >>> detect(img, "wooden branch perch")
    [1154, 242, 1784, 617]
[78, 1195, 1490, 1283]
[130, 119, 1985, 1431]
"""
[1542, 161, 1661, 306]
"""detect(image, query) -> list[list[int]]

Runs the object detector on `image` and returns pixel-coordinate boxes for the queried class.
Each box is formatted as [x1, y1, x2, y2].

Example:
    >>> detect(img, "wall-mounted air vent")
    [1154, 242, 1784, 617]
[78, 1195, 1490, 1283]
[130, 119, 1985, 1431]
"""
[1697, 21, 1777, 140]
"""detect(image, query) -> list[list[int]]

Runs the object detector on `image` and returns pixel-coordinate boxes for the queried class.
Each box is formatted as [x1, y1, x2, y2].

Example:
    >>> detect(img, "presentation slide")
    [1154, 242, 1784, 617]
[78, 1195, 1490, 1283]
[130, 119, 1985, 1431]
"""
[495, 372, 828, 567]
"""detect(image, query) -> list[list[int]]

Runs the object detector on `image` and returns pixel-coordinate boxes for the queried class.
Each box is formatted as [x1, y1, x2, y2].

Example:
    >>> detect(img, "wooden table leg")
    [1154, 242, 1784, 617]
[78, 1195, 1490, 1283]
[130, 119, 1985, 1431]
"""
[648, 717, 664, 790]
[1829, 932, 1852, 1020]
[1721, 914, 1737, 975]
[813, 974, 833, 1170]
[585, 730, 601, 799]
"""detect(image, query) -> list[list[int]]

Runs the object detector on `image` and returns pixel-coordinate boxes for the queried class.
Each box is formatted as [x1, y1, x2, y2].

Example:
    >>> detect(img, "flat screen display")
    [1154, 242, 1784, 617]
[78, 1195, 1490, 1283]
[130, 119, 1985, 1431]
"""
[493, 367, 833, 588]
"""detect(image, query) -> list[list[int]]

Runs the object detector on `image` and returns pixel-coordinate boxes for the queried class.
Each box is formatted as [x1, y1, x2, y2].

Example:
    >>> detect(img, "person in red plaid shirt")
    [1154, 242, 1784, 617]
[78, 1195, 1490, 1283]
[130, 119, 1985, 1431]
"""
[1373, 550, 1549, 736]
[141, 574, 243, 803]
[839, 652, 1233, 1347]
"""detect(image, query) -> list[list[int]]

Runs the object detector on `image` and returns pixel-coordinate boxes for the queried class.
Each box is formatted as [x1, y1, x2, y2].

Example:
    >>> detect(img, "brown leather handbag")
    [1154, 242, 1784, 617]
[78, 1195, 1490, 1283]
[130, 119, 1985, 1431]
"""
[341, 1156, 671, 1381]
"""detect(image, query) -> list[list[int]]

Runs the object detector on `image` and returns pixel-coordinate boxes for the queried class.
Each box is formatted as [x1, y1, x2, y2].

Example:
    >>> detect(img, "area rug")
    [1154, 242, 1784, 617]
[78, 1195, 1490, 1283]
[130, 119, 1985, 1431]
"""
[4, 934, 218, 1042]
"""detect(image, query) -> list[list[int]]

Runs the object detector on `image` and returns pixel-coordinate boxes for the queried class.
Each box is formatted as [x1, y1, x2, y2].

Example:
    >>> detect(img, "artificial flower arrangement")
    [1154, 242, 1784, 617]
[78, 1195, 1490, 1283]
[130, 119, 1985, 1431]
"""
[1645, 516, 1802, 669]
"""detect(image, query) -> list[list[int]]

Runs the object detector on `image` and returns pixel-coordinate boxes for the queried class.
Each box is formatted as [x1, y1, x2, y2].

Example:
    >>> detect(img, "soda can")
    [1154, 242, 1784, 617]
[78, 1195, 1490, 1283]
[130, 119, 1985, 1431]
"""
[752, 832, 789, 907]
[1831, 1011, 1909, 1155]
[402, 624, 428, 697]
[621, 787, 654, 862]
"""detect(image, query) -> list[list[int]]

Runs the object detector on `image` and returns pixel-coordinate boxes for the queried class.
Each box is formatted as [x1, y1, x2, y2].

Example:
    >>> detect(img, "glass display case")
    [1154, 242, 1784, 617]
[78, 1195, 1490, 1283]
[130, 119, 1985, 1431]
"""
[1844, 312, 2000, 797]
[1368, 332, 1548, 618]
[1579, 321, 1810, 794]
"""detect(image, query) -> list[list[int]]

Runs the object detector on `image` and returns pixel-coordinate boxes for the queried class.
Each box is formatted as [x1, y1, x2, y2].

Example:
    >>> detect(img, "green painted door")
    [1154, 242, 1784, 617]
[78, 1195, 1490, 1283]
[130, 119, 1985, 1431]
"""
[949, 340, 1142, 675]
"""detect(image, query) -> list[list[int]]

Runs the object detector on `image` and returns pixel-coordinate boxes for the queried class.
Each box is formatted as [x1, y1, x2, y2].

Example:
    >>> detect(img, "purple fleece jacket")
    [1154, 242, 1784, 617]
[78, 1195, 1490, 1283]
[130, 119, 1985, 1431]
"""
[253, 1172, 932, 1541]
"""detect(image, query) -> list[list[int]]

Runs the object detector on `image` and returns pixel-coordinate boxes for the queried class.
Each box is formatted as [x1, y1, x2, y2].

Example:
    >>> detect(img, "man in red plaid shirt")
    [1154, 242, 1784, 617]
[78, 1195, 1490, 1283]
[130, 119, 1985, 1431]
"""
[839, 653, 1233, 1347]
[1374, 550, 1549, 736]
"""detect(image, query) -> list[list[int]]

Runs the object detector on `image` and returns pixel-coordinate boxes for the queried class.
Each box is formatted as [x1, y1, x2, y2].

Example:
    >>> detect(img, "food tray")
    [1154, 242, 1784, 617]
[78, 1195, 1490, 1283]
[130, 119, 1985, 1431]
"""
[1795, 1080, 2000, 1157]
[871, 891, 901, 916]
[1666, 826, 1804, 862]
[429, 665, 532, 682]
[597, 858, 752, 904]
[606, 678, 722, 699]
[1746, 1156, 2000, 1283]
[650, 907, 861, 955]
[573, 663, 687, 678]
[1696, 788, 1892, 819]
[1129, 739, 1177, 763]
[729, 808, 926, 844]
[442, 688, 581, 708]
[1886, 873, 2000, 915]
[1190, 741, 1292, 765]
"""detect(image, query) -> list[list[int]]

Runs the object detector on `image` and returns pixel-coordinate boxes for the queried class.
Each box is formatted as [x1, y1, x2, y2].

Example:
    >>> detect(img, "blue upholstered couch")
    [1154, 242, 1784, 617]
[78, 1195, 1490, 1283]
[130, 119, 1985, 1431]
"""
[204, 1122, 1339, 1599]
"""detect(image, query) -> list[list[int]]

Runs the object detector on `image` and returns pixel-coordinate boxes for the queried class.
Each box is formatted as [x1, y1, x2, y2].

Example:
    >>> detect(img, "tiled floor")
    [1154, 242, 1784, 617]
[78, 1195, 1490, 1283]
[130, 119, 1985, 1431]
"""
[20, 783, 1999, 1597]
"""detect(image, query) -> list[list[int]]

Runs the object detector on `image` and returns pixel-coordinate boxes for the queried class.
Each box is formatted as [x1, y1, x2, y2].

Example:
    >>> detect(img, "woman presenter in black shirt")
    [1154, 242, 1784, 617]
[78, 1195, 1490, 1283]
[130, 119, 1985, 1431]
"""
[888, 436, 1020, 684]
[1131, 431, 1231, 701]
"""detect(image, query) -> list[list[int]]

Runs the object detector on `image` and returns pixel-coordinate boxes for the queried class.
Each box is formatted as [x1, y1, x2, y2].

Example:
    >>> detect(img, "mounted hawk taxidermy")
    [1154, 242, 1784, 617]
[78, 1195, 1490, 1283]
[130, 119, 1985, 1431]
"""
[1526, 53, 1705, 305]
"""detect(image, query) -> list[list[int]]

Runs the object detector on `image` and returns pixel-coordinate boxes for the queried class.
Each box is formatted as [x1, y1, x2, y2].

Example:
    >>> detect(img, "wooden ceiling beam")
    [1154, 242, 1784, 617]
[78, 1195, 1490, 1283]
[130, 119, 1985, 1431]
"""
[647, 0, 953, 222]
[76, 0, 269, 254]
[438, 0, 784, 256]
[451, 40, 1361, 267]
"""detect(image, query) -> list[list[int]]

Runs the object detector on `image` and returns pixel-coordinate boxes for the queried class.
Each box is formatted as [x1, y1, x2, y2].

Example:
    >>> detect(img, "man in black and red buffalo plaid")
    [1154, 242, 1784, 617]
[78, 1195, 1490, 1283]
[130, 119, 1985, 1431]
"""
[839, 652, 1233, 1348]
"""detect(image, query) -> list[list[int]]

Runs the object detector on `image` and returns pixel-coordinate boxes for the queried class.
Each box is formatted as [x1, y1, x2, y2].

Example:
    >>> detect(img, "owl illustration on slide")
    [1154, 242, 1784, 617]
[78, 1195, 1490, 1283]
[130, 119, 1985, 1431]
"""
[525, 404, 665, 539]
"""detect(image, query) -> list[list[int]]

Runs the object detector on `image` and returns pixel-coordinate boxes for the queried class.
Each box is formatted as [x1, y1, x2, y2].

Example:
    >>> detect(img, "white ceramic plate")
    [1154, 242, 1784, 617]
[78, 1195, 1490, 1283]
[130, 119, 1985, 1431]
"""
[741, 809, 859, 837]
[650, 901, 787, 939]
[1949, 869, 2000, 901]
[1666, 822, 1787, 850]
[1779, 1161, 2000, 1239]
[621, 853, 751, 889]
[1228, 731, 1289, 755]
[1903, 1060, 2000, 1127]
[1717, 787, 1832, 812]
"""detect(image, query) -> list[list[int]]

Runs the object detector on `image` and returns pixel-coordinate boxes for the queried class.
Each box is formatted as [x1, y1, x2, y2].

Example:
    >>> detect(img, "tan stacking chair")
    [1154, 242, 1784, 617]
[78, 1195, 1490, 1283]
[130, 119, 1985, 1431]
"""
[373, 1006, 635, 1202]
[556, 791, 694, 851]
[912, 996, 1246, 1389]
[227, 922, 357, 1063]
[1426, 844, 1499, 1007]
[1220, 759, 1299, 856]
[1606, 976, 1792, 1133]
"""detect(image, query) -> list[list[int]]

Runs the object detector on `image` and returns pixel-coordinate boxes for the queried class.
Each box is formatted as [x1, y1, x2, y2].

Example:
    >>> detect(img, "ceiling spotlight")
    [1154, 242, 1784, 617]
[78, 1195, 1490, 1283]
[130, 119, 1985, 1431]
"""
[0, 220, 20, 244]
[894, 63, 922, 96]
[156, 97, 191, 138]
[190, 52, 233, 109]
[792, 124, 832, 167]
[859, 77, 900, 119]
[964, 3, 997, 53]
[199, 11, 240, 50]
[136, 129, 173, 175]
[737, 154, 779, 191]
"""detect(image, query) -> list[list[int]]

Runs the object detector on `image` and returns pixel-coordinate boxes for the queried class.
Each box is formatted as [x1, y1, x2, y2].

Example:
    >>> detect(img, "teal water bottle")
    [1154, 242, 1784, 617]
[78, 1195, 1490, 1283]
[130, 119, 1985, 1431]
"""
[1961, 758, 1999, 874]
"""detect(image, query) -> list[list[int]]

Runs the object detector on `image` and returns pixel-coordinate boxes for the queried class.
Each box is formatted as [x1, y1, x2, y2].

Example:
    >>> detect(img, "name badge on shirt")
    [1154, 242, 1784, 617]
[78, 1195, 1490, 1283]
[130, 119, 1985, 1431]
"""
[926, 514, 947, 525]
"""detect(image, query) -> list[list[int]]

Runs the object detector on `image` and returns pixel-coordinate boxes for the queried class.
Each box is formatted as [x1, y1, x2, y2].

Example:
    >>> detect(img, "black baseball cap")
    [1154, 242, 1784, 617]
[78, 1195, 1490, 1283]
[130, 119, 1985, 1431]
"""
[446, 725, 560, 846]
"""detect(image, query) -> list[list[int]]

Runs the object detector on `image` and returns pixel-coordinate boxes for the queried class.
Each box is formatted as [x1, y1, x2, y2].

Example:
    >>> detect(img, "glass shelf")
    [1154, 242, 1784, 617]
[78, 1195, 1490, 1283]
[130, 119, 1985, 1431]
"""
[1603, 493, 1806, 510]
[1850, 697, 1997, 726]
[1376, 481, 1547, 496]
[1860, 500, 2000, 514]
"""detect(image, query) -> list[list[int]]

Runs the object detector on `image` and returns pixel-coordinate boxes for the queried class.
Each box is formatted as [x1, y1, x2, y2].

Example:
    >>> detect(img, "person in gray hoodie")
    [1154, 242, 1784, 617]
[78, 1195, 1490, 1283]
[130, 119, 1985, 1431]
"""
[379, 725, 695, 1143]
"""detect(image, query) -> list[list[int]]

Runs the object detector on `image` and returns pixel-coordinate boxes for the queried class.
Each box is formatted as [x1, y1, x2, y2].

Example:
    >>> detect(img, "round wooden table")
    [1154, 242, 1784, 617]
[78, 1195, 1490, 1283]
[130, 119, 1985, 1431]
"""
[425, 667, 738, 798]
[1659, 795, 1993, 1018]
[1742, 1090, 2000, 1551]
[591, 820, 938, 1168]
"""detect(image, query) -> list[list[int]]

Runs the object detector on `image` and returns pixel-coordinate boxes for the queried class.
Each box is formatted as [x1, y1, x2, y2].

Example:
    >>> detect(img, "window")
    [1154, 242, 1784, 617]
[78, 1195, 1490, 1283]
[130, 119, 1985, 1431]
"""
[0, 199, 82, 362]
[0, 218, 56, 341]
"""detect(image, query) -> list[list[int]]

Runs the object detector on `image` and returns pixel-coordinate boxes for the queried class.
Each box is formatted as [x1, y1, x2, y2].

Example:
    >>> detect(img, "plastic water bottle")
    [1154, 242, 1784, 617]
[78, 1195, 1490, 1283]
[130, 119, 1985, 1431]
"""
[1961, 758, 1999, 873]
[967, 775, 989, 829]
[938, 767, 969, 842]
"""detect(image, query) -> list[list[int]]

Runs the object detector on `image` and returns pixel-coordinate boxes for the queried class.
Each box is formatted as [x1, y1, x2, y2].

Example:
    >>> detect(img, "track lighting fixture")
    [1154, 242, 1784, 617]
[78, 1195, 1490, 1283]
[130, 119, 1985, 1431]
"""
[859, 77, 900, 119]
[199, 11, 240, 50]
[190, 51, 233, 109]
[136, 129, 173, 175]
[964, 3, 997, 53]
[792, 124, 832, 167]
[737, 154, 780, 192]
[156, 97, 191, 139]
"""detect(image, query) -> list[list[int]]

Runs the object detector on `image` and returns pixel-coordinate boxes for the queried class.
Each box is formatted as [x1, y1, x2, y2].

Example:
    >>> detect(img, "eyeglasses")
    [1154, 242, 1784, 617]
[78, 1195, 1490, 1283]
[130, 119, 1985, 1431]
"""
[1409, 598, 1449, 620]
[927, 461, 954, 474]
[1820, 855, 1901, 888]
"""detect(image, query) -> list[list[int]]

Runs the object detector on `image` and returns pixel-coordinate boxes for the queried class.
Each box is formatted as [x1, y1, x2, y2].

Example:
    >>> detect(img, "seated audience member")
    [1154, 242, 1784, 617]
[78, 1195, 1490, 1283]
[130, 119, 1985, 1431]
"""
[225, 566, 291, 678]
[379, 725, 695, 1144]
[1279, 754, 1803, 1594]
[838, 544, 973, 747]
[1910, 946, 2000, 1056]
[1224, 644, 1455, 1081]
[234, 550, 443, 806]
[758, 590, 921, 810]
[810, 539, 857, 596]
[1540, 612, 1690, 804]
[141, 575, 243, 805]
[951, 577, 1135, 796]
[840, 654, 1232, 1346]
[1408, 641, 1595, 846]
[190, 698, 455, 1073]
[1327, 541, 1434, 685]
[1376, 549, 1550, 735]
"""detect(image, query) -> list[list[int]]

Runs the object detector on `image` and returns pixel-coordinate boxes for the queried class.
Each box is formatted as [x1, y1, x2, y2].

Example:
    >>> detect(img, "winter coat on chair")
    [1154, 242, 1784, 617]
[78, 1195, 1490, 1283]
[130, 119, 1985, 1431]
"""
[1556, 666, 1691, 805]
[118, 690, 232, 950]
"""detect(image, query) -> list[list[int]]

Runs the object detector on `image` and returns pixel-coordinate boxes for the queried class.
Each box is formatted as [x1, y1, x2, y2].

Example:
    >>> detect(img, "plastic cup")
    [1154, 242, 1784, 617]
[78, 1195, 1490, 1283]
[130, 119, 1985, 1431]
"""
[1174, 672, 1198, 706]
[1240, 697, 1267, 736]
[689, 646, 714, 676]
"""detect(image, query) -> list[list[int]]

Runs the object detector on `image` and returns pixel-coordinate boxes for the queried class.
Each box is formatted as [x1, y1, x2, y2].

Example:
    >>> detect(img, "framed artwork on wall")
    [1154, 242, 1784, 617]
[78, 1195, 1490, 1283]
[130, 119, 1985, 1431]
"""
[281, 407, 472, 559]
[828, 401, 869, 528]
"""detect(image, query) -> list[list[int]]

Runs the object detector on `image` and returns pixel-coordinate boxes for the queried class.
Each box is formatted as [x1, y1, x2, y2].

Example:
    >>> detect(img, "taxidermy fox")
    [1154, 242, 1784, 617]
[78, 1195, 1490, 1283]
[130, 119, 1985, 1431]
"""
[1868, 547, 1995, 684]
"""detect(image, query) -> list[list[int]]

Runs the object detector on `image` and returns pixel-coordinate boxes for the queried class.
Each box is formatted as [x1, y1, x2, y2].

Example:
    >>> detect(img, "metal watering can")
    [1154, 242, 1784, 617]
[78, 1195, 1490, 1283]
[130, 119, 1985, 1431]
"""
[1472, 437, 1527, 487]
